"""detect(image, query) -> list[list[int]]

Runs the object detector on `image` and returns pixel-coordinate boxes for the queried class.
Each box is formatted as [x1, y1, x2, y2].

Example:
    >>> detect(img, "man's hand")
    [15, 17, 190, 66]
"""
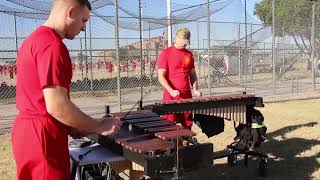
[96, 116, 122, 136]
[69, 128, 88, 139]
[169, 90, 180, 98]
[194, 90, 202, 97]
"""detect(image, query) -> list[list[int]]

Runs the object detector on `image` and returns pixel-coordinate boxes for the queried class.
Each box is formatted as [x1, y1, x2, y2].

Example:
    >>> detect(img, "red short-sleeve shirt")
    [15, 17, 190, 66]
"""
[16, 26, 72, 115]
[157, 46, 195, 92]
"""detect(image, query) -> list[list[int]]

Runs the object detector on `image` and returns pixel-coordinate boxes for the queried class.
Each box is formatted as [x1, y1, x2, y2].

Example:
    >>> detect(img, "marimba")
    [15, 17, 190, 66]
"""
[88, 93, 268, 179]
[144, 93, 264, 124]
[89, 109, 213, 179]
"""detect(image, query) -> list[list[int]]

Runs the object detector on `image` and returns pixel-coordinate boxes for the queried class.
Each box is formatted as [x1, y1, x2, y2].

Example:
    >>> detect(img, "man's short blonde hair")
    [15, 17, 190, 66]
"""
[176, 27, 191, 40]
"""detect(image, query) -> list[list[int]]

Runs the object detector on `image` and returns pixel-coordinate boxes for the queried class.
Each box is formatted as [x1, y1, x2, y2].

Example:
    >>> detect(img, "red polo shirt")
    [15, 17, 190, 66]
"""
[12, 26, 72, 180]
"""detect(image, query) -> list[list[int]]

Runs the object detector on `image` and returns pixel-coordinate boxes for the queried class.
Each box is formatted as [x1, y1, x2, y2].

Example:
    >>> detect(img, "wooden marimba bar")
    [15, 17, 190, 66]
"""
[144, 93, 264, 124]
[106, 110, 195, 154]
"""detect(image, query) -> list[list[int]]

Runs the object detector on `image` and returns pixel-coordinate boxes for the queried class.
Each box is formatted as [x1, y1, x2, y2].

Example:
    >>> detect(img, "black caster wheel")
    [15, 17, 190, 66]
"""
[227, 150, 237, 166]
[258, 158, 268, 177]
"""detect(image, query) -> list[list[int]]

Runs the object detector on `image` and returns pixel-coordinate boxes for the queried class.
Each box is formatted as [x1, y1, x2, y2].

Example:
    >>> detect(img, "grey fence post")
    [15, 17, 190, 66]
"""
[89, 17, 93, 93]
[282, 26, 285, 79]
[13, 12, 18, 56]
[149, 24, 152, 89]
[84, 25, 89, 92]
[244, 0, 248, 92]
[238, 22, 241, 83]
[196, 21, 201, 81]
[311, 1, 316, 90]
[80, 38, 84, 80]
[139, 0, 143, 103]
[207, 0, 212, 95]
[114, 0, 121, 111]
[272, 0, 276, 94]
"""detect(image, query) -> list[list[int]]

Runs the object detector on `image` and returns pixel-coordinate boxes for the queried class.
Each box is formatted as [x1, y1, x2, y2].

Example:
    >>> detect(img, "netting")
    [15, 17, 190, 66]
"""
[1, 0, 235, 30]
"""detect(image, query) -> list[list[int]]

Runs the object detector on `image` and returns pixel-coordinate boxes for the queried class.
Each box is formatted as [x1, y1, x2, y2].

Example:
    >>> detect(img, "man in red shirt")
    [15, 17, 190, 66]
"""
[157, 27, 201, 129]
[12, 1, 122, 180]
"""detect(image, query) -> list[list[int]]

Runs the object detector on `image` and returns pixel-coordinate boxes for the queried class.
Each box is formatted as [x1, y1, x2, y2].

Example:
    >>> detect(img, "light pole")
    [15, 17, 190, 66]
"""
[311, 0, 316, 90]
[272, 0, 276, 94]
[207, 0, 212, 95]
[244, 0, 248, 92]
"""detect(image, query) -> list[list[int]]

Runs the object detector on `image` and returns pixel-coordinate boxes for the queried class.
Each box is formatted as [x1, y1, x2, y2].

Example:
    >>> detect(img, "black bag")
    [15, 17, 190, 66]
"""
[251, 110, 267, 147]
[193, 114, 225, 137]
[234, 109, 267, 149]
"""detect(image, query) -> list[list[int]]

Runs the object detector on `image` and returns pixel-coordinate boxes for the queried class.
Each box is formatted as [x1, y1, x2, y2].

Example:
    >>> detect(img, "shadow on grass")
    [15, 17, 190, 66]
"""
[184, 122, 320, 180]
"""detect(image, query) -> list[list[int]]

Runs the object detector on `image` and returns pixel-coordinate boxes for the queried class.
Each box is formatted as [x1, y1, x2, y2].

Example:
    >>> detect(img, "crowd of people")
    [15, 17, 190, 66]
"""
[0, 64, 17, 78]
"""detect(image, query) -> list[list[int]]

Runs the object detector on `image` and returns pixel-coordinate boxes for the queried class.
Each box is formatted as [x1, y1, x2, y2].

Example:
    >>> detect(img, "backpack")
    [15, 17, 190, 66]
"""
[234, 108, 267, 150]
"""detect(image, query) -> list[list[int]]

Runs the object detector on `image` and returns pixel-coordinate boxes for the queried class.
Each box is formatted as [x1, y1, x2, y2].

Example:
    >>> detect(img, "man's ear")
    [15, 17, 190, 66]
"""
[67, 5, 78, 19]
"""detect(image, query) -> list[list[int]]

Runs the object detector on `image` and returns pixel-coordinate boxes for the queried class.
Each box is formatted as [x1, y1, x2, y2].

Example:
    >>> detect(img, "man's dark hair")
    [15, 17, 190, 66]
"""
[77, 0, 92, 11]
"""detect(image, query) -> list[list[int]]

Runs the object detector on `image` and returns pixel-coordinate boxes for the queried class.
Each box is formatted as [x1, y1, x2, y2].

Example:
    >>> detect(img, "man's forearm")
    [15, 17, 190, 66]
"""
[190, 72, 198, 91]
[51, 99, 99, 133]
[158, 75, 174, 92]
[191, 79, 199, 91]
[190, 67, 200, 92]
[44, 89, 99, 133]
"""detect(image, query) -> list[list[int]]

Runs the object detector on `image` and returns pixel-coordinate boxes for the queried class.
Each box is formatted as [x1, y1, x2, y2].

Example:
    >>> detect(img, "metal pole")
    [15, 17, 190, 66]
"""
[207, 0, 212, 95]
[139, 0, 143, 103]
[114, 0, 121, 111]
[238, 22, 241, 83]
[89, 17, 93, 93]
[250, 23, 253, 80]
[149, 23, 152, 88]
[141, 3, 145, 77]
[272, 0, 276, 94]
[197, 21, 201, 80]
[84, 26, 88, 84]
[13, 12, 18, 56]
[167, 0, 172, 47]
[244, 0, 248, 92]
[282, 26, 285, 79]
[80, 38, 84, 80]
[311, 1, 316, 90]
[203, 38, 204, 49]
[244, 0, 248, 49]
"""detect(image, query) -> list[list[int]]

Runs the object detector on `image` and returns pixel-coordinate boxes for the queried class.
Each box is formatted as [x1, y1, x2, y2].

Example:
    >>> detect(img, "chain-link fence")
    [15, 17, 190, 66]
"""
[1, 0, 320, 129]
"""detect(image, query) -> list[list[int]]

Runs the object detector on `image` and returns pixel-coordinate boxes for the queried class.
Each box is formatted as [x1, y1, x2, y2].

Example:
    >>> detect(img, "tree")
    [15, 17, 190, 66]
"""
[111, 45, 140, 62]
[254, 0, 320, 62]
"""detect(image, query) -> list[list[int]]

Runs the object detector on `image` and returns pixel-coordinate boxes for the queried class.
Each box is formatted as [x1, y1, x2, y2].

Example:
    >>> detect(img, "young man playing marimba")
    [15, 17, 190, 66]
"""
[12, 1, 122, 179]
[157, 27, 202, 129]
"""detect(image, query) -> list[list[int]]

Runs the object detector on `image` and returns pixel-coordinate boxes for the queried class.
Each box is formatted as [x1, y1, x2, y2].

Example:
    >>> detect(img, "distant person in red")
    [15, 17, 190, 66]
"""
[107, 62, 113, 73]
[97, 60, 103, 69]
[141, 59, 146, 71]
[0, 65, 3, 75]
[12, 1, 122, 180]
[3, 65, 7, 76]
[131, 59, 137, 72]
[150, 58, 156, 71]
[85, 61, 90, 71]
[124, 62, 128, 72]
[9, 64, 14, 79]
[13, 64, 17, 75]
[72, 62, 76, 71]
[157, 27, 201, 129]
[120, 63, 126, 72]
